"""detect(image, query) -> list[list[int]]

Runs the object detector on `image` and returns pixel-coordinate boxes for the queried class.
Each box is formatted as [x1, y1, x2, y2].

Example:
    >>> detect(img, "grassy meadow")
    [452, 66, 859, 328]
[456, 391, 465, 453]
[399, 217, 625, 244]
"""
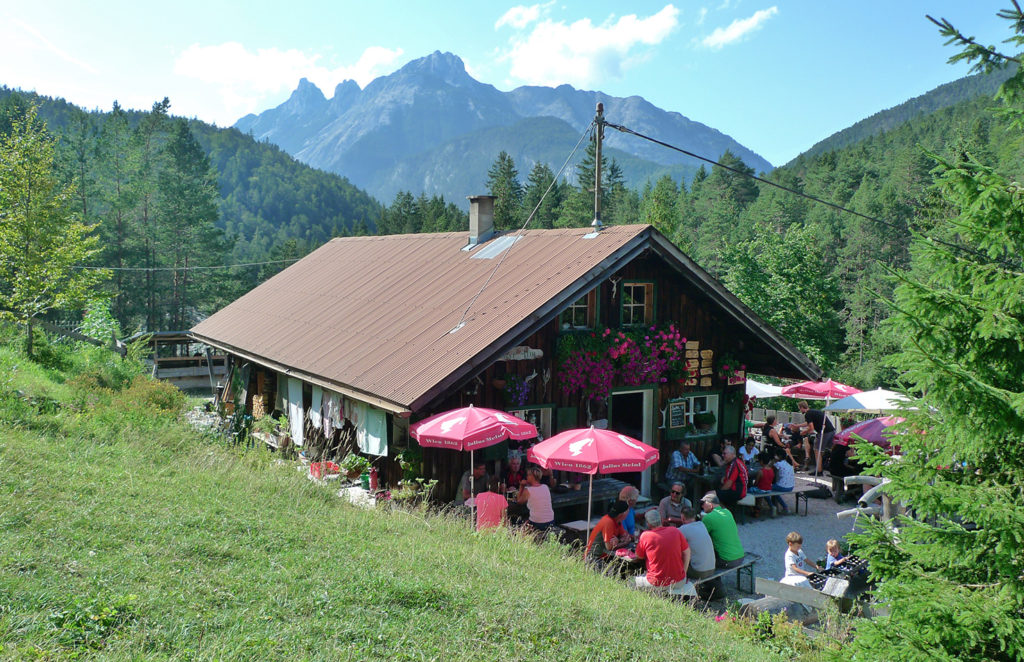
[0, 336, 826, 660]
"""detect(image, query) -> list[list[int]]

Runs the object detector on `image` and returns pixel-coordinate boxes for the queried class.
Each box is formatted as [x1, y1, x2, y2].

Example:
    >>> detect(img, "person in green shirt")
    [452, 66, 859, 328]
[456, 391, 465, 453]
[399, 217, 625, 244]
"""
[699, 493, 745, 568]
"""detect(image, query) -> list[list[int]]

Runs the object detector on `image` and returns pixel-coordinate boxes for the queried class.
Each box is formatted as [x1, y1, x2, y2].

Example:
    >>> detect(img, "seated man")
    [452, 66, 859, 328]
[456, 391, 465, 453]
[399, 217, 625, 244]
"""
[586, 500, 631, 565]
[658, 481, 692, 527]
[666, 441, 701, 483]
[634, 510, 690, 590]
[454, 461, 490, 506]
[715, 445, 748, 507]
[678, 507, 716, 580]
[619, 485, 641, 537]
[699, 494, 746, 569]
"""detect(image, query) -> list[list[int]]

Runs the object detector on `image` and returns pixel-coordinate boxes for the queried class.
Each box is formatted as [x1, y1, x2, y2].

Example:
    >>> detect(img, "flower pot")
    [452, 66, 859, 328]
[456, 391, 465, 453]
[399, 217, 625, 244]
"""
[346, 469, 362, 481]
[492, 378, 506, 390]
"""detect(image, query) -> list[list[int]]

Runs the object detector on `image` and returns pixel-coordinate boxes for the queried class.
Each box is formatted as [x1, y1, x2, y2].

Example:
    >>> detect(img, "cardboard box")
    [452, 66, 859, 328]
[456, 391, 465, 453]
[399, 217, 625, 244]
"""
[699, 367, 713, 376]
[700, 349, 714, 359]
[685, 359, 699, 369]
[684, 378, 697, 386]
[685, 350, 699, 358]
[700, 377, 712, 387]
[685, 340, 699, 350]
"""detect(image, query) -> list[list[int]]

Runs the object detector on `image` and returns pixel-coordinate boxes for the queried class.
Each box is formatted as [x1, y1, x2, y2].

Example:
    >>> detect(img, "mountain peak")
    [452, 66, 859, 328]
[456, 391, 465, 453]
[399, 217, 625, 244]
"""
[281, 77, 327, 115]
[397, 51, 471, 86]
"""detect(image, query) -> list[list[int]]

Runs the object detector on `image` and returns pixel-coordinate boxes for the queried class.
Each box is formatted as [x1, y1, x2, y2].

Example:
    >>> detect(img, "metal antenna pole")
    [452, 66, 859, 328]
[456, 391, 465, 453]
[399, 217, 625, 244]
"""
[592, 103, 604, 230]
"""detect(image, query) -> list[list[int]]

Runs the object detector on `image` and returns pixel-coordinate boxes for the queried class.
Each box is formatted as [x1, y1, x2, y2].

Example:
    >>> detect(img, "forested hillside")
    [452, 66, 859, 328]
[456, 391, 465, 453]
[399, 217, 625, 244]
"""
[0, 88, 381, 333]
[451, 69, 1021, 385]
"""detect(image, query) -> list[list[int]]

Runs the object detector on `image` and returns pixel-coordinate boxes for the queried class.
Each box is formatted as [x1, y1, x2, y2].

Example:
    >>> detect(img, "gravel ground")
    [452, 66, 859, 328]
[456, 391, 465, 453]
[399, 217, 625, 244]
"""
[727, 473, 867, 597]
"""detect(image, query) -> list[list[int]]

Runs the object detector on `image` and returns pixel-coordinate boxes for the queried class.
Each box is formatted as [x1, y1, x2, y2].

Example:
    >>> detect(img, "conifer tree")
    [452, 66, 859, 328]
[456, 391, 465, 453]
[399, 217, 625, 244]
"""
[848, 7, 1024, 659]
[486, 151, 523, 230]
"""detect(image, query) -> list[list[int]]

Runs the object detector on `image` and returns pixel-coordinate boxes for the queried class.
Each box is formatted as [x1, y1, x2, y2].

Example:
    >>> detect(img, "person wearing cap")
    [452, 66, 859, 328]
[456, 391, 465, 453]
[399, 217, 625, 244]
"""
[700, 494, 745, 569]
[586, 500, 632, 565]
[634, 509, 690, 590]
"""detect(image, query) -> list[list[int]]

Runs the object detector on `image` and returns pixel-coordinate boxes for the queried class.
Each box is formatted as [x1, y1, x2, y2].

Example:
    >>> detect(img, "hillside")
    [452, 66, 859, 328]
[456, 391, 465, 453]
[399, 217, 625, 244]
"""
[0, 87, 382, 257]
[791, 66, 1014, 163]
[235, 51, 772, 203]
[0, 338, 817, 660]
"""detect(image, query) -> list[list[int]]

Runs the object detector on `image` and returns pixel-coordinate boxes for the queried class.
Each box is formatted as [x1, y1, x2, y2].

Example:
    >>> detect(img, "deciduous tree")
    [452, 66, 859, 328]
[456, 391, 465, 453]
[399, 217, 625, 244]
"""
[0, 105, 107, 355]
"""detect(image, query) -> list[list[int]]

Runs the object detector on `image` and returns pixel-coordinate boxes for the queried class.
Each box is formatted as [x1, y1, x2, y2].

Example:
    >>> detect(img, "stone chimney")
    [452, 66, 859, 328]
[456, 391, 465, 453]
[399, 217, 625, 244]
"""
[467, 195, 496, 247]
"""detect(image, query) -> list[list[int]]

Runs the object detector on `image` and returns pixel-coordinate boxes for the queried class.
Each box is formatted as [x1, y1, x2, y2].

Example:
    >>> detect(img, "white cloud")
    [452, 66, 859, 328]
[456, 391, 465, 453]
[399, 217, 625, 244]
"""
[701, 6, 778, 49]
[496, 4, 542, 30]
[172, 42, 404, 121]
[697, 7, 708, 26]
[500, 5, 679, 88]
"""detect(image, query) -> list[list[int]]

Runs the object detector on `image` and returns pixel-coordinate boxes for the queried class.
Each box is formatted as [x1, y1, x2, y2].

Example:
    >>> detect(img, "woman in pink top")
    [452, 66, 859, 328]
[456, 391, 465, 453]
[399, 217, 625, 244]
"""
[516, 466, 555, 532]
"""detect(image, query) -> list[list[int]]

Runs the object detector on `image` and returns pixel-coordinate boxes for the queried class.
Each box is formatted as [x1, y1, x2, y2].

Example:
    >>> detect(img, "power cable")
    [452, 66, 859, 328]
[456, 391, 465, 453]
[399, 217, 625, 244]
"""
[73, 258, 299, 270]
[604, 120, 1024, 273]
[449, 120, 596, 335]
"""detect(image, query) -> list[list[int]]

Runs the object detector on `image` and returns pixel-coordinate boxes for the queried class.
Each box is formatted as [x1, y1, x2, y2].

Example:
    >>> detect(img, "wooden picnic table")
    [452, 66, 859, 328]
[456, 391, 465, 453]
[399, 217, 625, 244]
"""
[550, 477, 630, 512]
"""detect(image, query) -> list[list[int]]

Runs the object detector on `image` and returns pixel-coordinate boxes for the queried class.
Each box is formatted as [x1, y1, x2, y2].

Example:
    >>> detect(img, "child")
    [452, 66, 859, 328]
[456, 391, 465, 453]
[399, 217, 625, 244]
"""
[770, 447, 795, 515]
[747, 452, 776, 517]
[781, 531, 821, 587]
[825, 539, 847, 570]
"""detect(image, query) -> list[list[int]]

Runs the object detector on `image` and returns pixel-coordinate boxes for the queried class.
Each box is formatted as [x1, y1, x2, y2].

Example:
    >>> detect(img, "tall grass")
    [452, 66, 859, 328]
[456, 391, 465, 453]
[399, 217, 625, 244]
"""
[0, 338, 823, 660]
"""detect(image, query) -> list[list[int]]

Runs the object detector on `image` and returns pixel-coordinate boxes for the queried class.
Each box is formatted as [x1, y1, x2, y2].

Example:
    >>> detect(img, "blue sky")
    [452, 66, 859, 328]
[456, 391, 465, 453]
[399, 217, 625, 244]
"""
[0, 1, 1012, 165]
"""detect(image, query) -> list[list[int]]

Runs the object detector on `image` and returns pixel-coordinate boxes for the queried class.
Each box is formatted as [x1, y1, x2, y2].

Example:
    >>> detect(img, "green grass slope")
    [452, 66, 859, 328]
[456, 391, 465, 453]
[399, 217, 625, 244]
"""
[0, 337, 821, 660]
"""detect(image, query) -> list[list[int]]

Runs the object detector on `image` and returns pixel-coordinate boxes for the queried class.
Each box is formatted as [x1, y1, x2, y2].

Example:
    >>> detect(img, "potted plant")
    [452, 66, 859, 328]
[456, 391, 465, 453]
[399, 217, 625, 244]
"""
[693, 411, 717, 431]
[340, 453, 371, 480]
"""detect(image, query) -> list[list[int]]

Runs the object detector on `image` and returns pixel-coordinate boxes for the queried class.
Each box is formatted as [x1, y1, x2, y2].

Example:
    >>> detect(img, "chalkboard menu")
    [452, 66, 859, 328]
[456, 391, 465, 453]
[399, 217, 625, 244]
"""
[669, 400, 688, 429]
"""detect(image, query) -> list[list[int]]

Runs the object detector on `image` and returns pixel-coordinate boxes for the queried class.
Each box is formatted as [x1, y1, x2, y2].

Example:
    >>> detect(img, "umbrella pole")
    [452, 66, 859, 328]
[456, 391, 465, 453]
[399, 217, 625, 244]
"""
[584, 475, 593, 555]
[470, 448, 475, 526]
[815, 397, 829, 483]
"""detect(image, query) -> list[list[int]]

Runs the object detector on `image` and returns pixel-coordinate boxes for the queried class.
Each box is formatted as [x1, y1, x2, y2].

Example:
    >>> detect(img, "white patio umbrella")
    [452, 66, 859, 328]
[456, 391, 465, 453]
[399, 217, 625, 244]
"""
[825, 388, 910, 414]
[745, 378, 784, 399]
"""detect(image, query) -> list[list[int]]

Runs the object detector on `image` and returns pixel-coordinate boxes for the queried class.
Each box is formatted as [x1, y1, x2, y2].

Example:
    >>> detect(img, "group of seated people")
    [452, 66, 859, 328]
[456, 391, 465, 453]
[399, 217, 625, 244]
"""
[585, 491, 747, 598]
[665, 437, 797, 514]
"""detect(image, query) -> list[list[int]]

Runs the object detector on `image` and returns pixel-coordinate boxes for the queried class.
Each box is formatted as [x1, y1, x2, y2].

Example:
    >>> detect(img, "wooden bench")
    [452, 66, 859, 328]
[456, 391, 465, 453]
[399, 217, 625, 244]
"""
[735, 489, 809, 523]
[679, 552, 761, 595]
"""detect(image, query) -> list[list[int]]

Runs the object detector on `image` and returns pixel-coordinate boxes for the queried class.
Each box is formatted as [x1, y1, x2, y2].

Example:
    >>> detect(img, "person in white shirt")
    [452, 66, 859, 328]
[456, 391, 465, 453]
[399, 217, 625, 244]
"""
[781, 531, 821, 587]
[738, 436, 758, 464]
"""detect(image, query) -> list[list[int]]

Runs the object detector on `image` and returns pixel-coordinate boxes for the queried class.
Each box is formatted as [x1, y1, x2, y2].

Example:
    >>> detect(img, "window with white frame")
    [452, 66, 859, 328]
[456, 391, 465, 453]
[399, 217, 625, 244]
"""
[559, 290, 596, 329]
[621, 282, 653, 326]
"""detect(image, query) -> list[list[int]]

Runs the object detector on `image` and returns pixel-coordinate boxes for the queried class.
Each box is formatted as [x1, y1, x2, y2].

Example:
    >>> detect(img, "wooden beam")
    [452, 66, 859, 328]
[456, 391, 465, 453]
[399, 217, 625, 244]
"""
[754, 577, 830, 609]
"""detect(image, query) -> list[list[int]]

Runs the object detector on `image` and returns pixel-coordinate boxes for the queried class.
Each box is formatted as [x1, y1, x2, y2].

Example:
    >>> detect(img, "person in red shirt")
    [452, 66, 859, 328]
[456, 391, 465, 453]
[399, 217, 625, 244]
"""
[634, 509, 691, 589]
[747, 451, 776, 518]
[586, 500, 631, 564]
[716, 445, 748, 506]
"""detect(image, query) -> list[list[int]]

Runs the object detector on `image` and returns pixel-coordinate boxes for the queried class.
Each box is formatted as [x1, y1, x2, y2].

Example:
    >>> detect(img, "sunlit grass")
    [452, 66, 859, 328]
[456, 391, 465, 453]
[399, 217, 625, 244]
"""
[0, 338, 822, 660]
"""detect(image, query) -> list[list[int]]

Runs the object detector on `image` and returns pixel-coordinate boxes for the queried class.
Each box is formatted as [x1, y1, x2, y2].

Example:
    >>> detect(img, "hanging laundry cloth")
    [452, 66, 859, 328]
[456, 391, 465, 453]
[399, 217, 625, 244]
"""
[323, 391, 340, 436]
[356, 403, 388, 456]
[287, 377, 304, 447]
[310, 386, 323, 430]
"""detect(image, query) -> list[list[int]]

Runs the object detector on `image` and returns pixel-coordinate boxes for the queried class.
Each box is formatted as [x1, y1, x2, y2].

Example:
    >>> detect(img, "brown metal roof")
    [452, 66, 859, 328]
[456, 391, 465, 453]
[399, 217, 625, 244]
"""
[192, 225, 649, 412]
[191, 224, 822, 413]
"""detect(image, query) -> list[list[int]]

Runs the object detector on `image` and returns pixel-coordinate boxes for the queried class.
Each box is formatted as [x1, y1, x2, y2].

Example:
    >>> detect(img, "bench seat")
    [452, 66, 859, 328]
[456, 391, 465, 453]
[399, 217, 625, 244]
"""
[735, 489, 809, 523]
[688, 552, 761, 594]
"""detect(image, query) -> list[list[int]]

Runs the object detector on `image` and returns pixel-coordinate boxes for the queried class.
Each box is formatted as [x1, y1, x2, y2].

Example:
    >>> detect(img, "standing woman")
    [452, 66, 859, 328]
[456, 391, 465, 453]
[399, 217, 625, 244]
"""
[517, 466, 555, 534]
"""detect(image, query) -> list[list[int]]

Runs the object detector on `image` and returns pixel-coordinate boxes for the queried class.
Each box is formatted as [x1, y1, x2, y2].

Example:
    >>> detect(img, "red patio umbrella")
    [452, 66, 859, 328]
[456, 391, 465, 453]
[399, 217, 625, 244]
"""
[780, 379, 862, 479]
[527, 427, 659, 544]
[780, 379, 862, 400]
[410, 405, 537, 506]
